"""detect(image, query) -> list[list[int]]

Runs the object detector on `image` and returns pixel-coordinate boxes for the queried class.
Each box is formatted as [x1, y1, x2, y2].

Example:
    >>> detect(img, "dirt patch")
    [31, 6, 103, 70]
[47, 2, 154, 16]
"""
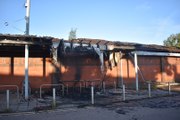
[116, 109, 127, 114]
[137, 95, 180, 108]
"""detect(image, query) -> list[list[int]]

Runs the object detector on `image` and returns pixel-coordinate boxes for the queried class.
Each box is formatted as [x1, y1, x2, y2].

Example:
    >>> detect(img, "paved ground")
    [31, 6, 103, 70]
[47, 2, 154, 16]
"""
[0, 88, 177, 113]
[0, 107, 179, 120]
[0, 94, 180, 120]
[0, 86, 180, 120]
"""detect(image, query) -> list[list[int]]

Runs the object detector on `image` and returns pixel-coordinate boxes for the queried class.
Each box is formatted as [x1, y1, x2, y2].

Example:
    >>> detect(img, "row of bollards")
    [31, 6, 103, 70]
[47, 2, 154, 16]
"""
[122, 82, 172, 101]
[90, 83, 126, 105]
[2, 82, 172, 111]
[44, 81, 173, 107]
[90, 82, 172, 104]
[46, 82, 172, 107]
[41, 82, 172, 107]
[147, 82, 171, 98]
[4, 82, 173, 109]
[52, 84, 95, 106]
[41, 83, 120, 106]
[39, 83, 125, 106]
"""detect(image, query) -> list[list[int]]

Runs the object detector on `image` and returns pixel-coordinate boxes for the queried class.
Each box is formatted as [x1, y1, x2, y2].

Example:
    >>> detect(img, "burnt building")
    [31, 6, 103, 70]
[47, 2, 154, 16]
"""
[0, 34, 180, 92]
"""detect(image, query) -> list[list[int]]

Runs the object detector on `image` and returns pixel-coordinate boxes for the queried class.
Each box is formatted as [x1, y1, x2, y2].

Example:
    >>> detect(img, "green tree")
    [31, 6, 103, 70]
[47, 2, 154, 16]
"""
[163, 33, 180, 48]
[68, 28, 77, 40]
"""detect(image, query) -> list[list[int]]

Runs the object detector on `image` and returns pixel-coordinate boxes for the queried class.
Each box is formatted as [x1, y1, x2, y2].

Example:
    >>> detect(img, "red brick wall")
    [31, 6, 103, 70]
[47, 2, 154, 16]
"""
[138, 56, 180, 83]
[121, 58, 136, 84]
[162, 57, 180, 82]
[1, 55, 180, 91]
[0, 57, 53, 91]
[138, 56, 162, 82]
[59, 56, 102, 86]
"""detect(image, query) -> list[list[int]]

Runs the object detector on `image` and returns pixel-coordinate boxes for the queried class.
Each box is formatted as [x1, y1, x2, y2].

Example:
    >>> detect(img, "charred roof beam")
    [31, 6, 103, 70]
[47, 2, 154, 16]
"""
[0, 35, 52, 46]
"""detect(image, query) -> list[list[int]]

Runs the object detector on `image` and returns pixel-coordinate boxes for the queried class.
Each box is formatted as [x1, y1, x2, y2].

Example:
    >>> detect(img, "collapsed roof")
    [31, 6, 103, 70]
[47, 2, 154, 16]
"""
[1, 34, 180, 57]
[0, 34, 54, 57]
[65, 38, 180, 53]
[0, 34, 53, 45]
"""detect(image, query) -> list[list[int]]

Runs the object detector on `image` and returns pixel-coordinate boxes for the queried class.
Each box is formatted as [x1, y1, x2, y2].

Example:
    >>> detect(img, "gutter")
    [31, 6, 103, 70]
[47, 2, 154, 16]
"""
[131, 51, 180, 57]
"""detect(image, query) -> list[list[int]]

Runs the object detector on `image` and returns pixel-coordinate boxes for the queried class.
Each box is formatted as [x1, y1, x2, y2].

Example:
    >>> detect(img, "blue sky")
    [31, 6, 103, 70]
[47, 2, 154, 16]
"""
[0, 0, 180, 45]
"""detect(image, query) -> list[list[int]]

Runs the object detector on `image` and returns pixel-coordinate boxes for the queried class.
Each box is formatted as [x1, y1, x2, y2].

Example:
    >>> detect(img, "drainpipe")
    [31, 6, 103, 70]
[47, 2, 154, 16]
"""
[134, 52, 139, 92]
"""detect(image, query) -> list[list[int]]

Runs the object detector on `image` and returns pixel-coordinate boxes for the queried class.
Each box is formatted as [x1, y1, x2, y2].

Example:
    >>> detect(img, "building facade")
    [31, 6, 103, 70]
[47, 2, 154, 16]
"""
[0, 35, 180, 92]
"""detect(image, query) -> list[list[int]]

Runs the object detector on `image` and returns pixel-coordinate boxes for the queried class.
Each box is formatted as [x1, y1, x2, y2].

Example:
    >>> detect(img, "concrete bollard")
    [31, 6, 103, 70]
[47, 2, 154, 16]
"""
[91, 84, 94, 105]
[168, 82, 171, 95]
[52, 88, 56, 107]
[148, 82, 151, 98]
[6, 90, 10, 110]
[122, 85, 125, 101]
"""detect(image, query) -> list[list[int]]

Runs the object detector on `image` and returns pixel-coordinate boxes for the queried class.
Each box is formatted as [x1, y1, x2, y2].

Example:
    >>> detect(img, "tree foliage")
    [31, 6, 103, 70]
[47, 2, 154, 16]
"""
[68, 28, 77, 40]
[163, 33, 180, 48]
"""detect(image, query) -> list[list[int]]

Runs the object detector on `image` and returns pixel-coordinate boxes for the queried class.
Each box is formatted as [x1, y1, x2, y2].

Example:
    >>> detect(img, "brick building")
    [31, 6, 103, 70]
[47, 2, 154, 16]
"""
[0, 34, 180, 92]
